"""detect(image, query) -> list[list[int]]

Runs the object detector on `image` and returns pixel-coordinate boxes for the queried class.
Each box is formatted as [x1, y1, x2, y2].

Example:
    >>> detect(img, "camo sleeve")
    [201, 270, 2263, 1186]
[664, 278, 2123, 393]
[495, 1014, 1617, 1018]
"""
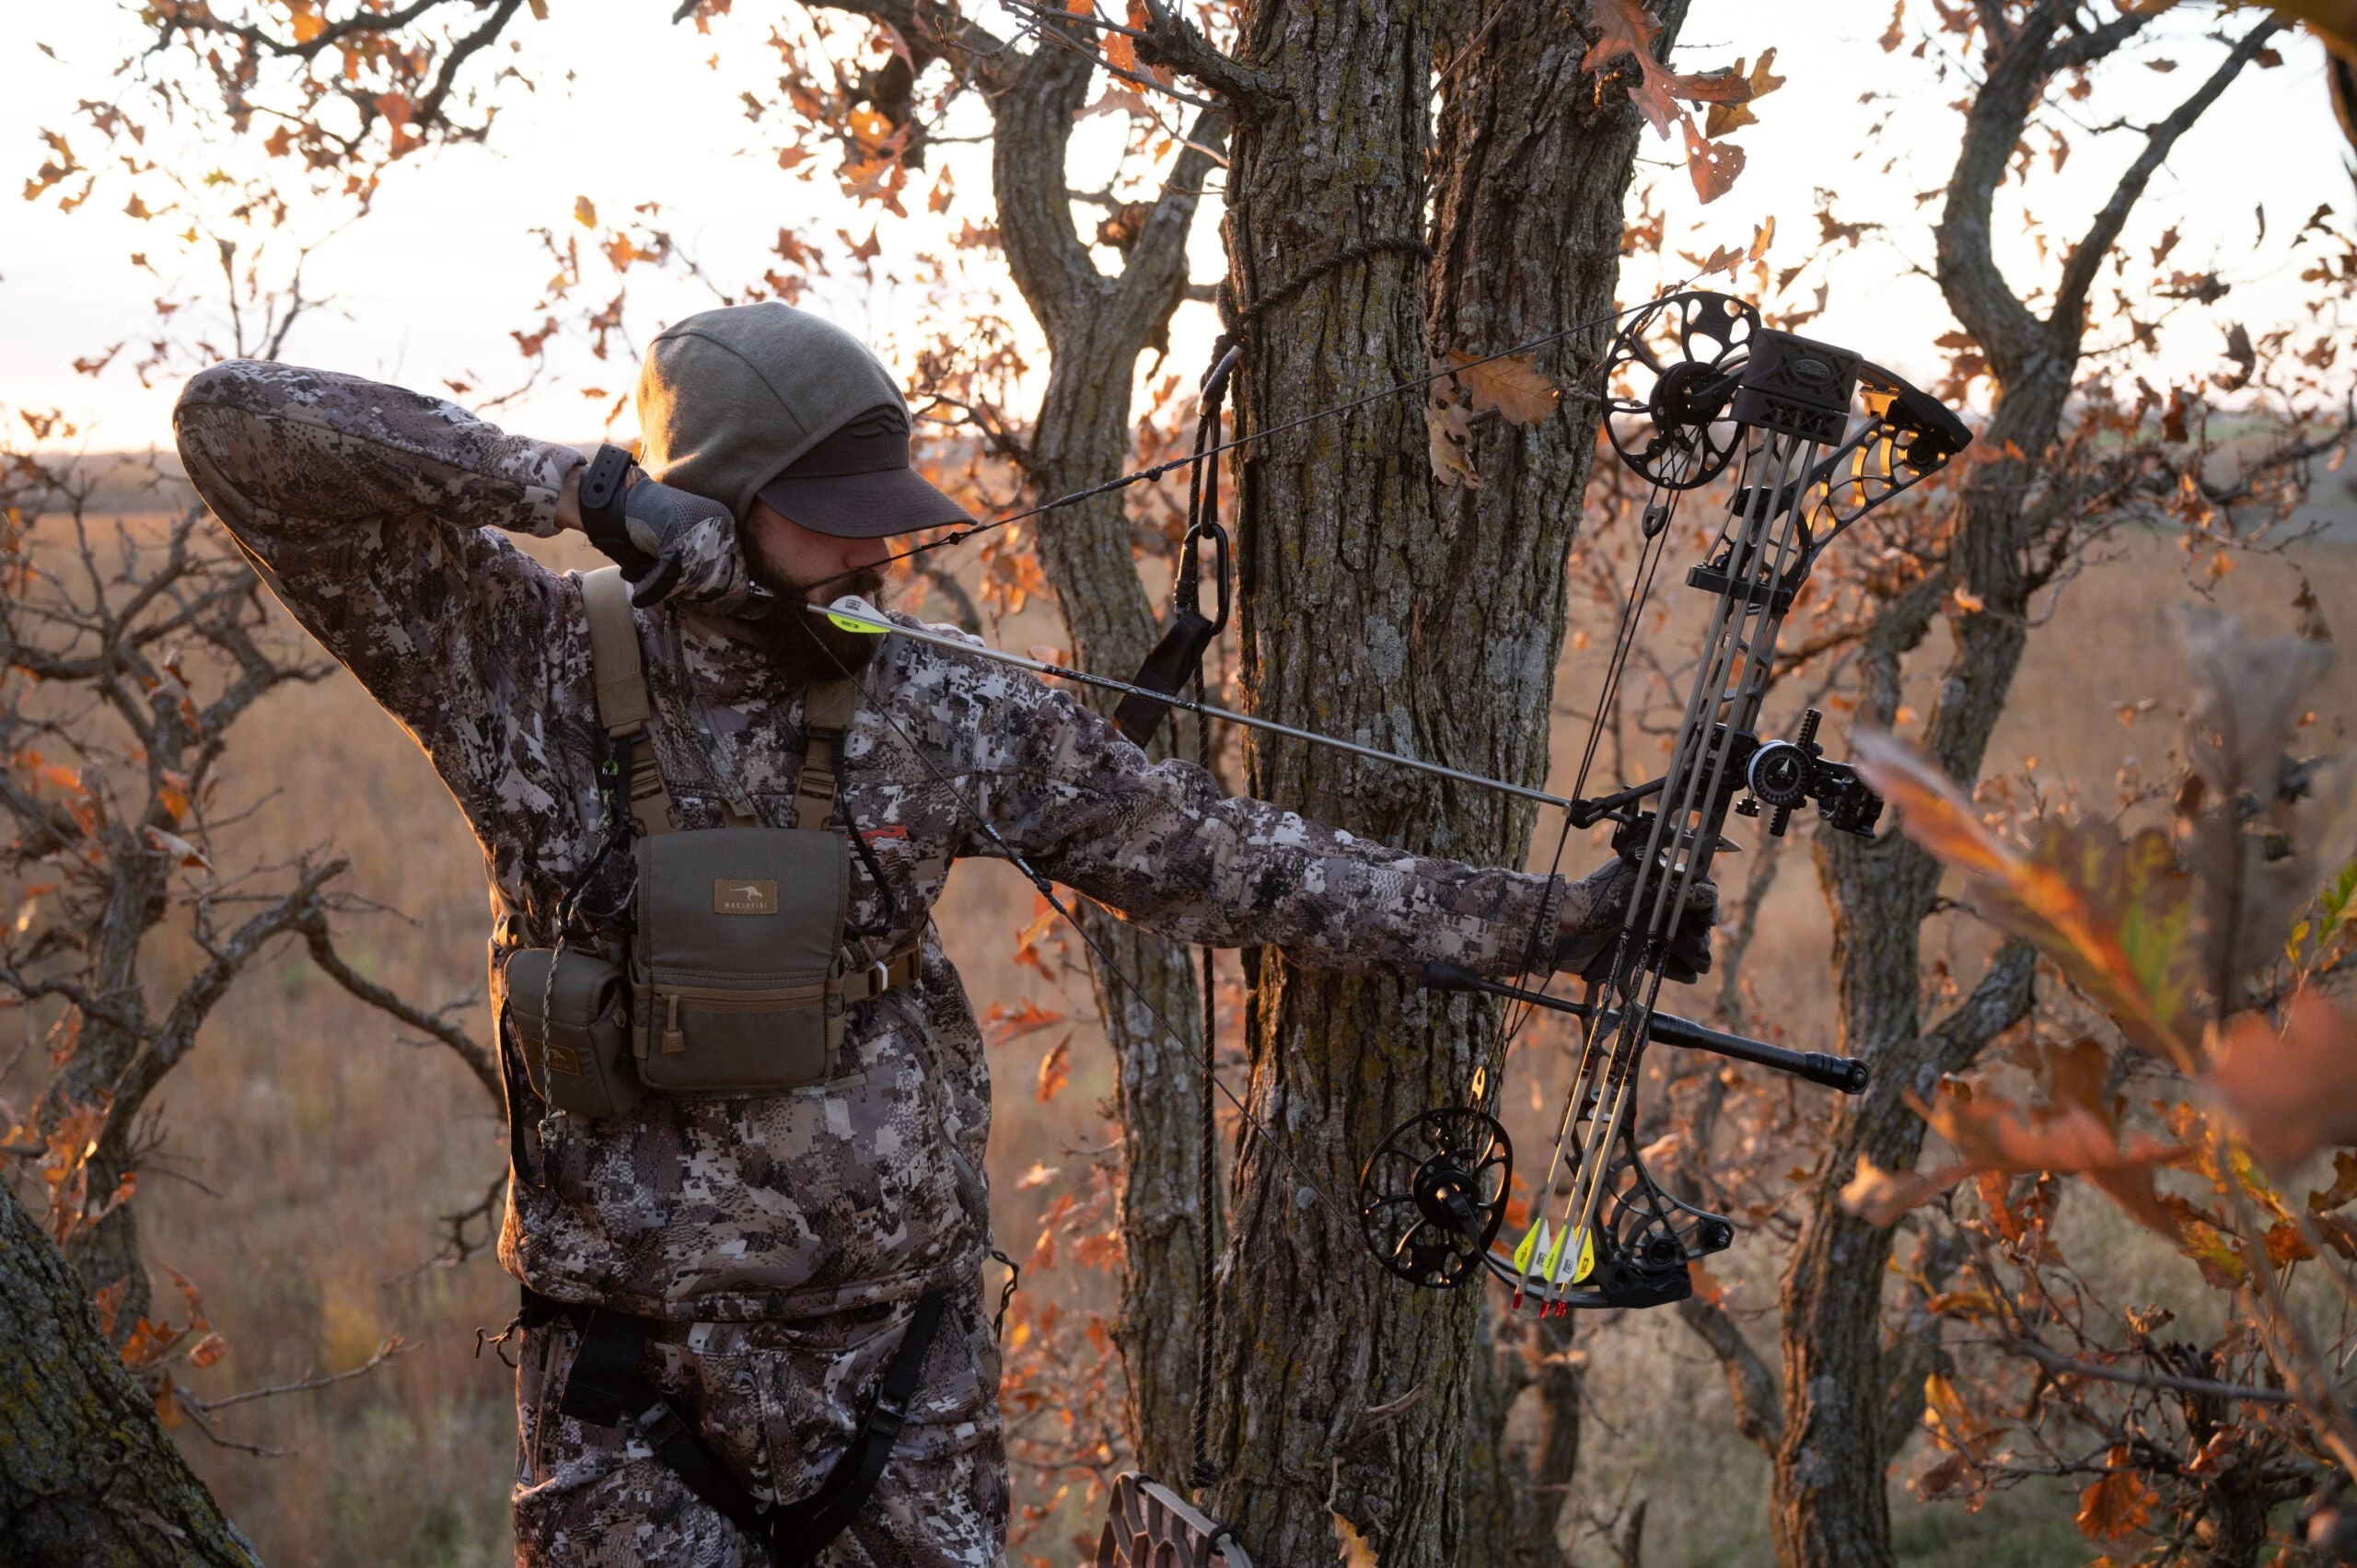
[943, 653, 1563, 978]
[172, 360, 592, 765]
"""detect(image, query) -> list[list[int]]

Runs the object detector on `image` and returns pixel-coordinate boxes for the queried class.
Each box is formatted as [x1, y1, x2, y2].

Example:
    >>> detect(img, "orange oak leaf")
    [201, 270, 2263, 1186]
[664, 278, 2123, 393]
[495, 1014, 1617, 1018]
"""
[2076, 1461, 2157, 1541]
[2204, 990, 2357, 1173]
[1035, 1034, 1073, 1102]
[1852, 730, 2202, 1069]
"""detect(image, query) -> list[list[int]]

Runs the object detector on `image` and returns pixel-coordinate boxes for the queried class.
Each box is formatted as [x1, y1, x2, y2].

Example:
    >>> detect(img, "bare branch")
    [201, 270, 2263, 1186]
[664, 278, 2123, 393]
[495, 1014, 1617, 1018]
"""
[1675, 1294, 1782, 1454]
[300, 919, 503, 1112]
[1926, 937, 2038, 1079]
[2049, 20, 2284, 343]
[1132, 0, 1280, 111]
[180, 1335, 413, 1419]
[1997, 1335, 2296, 1406]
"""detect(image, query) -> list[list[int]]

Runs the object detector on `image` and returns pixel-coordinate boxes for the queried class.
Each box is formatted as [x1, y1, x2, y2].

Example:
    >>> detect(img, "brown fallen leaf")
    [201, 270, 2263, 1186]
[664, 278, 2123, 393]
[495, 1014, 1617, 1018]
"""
[1840, 1154, 1946, 1226]
[1852, 729, 2202, 1069]
[1925, 1094, 2185, 1239]
[1425, 384, 1481, 489]
[1840, 1087, 2184, 1238]
[2076, 1462, 2157, 1542]
[1682, 118, 1746, 204]
[980, 998, 1065, 1048]
[1035, 1033, 1072, 1102]
[1333, 1511, 1379, 1568]
[1446, 351, 1557, 424]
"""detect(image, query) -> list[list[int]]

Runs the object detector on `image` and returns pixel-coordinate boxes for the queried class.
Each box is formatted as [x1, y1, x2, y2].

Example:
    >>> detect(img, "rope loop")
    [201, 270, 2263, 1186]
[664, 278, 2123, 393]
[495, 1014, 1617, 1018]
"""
[1219, 234, 1434, 341]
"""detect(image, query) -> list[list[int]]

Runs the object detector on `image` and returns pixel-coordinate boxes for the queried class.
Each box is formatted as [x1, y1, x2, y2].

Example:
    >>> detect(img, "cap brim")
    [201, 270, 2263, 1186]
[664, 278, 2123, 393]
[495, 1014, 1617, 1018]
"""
[754, 466, 974, 539]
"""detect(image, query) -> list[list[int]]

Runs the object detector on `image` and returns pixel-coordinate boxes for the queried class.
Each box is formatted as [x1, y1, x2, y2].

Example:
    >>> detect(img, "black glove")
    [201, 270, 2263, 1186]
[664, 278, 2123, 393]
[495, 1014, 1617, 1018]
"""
[1550, 857, 1718, 985]
[576, 443, 735, 608]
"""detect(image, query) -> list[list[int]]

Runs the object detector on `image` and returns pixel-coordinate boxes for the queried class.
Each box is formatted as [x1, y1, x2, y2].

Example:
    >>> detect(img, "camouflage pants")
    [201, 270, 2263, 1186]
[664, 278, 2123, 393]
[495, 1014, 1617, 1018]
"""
[513, 1289, 1009, 1567]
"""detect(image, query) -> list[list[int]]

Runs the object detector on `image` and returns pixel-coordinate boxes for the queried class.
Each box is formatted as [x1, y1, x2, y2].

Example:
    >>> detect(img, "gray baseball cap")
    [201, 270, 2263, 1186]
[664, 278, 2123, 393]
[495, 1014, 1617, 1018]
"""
[633, 302, 971, 539]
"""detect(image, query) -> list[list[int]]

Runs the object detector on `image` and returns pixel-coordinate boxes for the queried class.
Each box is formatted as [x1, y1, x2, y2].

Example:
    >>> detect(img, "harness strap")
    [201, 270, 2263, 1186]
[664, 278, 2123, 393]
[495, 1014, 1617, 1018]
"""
[522, 1285, 951, 1566]
[789, 679, 863, 832]
[581, 566, 675, 837]
[770, 1289, 947, 1568]
[834, 940, 924, 1006]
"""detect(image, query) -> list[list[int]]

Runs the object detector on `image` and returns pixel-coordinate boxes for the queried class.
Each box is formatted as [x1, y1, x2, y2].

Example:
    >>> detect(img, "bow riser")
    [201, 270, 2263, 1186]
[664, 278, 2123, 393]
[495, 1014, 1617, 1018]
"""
[1364, 295, 1973, 1312]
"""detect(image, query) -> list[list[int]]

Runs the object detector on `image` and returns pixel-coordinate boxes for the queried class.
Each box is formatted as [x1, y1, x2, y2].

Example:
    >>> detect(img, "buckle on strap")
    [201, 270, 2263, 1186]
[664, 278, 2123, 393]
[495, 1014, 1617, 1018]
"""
[633, 1400, 690, 1449]
[865, 1387, 911, 1446]
[841, 945, 920, 1005]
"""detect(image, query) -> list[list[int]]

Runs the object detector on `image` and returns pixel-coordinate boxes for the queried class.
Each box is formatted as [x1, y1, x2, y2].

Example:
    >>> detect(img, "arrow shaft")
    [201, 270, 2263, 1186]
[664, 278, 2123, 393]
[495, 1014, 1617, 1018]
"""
[813, 600, 1577, 812]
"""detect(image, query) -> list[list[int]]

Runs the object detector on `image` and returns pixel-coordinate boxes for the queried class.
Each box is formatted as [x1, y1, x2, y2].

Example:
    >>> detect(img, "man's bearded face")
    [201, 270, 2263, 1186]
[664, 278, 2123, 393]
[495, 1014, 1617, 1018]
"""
[740, 504, 892, 682]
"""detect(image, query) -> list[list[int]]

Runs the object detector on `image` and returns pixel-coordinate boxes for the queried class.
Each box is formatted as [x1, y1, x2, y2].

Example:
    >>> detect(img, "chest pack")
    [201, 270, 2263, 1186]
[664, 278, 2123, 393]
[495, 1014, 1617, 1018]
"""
[503, 566, 919, 1119]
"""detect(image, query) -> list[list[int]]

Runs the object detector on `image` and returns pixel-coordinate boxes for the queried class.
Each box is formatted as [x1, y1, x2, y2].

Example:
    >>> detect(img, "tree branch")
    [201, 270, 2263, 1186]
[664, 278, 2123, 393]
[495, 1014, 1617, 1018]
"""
[986, 11, 1108, 337]
[300, 918, 503, 1113]
[2041, 4, 2153, 75]
[2049, 19, 2282, 343]
[1132, 0, 1281, 112]
[1926, 937, 2038, 1080]
[1998, 1335, 2295, 1406]
[1933, 4, 2087, 377]
[1676, 1293, 1782, 1455]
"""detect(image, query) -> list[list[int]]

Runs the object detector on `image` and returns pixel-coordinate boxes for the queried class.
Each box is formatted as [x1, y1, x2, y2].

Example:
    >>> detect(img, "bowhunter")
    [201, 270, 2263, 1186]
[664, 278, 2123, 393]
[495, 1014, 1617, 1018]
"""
[173, 302, 1713, 1568]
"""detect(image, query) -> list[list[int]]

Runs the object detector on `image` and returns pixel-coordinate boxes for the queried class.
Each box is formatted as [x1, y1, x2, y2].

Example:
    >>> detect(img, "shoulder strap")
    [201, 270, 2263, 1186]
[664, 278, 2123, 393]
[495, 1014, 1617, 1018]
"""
[788, 678, 864, 832]
[581, 566, 674, 836]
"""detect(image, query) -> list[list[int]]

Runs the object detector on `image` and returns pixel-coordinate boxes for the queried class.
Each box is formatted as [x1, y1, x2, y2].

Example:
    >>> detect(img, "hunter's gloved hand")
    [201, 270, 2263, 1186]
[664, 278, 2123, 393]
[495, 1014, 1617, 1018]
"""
[576, 444, 737, 608]
[1550, 857, 1718, 984]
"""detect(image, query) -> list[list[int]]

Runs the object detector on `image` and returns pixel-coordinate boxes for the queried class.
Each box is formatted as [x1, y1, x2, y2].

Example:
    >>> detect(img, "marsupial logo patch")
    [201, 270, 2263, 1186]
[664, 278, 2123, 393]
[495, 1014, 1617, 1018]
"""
[713, 878, 780, 914]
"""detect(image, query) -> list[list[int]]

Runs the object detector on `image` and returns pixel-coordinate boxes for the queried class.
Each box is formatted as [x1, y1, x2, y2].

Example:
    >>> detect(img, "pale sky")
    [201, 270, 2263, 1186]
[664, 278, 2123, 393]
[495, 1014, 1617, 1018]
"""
[3, 1, 2346, 453]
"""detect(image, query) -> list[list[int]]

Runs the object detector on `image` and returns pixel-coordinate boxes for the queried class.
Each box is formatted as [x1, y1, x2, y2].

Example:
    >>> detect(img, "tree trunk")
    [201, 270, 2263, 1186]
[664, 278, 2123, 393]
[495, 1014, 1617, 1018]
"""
[0, 1180, 260, 1566]
[1769, 383, 2056, 1568]
[1768, 34, 2274, 1559]
[1753, 12, 2272, 1559]
[1207, 0, 1648, 1552]
[1211, 3, 1458, 1552]
[985, 32, 1227, 1482]
[1422, 0, 1671, 1547]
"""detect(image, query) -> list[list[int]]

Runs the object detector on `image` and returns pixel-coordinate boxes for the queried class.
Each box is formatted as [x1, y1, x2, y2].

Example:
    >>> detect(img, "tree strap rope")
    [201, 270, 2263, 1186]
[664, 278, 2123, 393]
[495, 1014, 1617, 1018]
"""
[1215, 234, 1435, 340]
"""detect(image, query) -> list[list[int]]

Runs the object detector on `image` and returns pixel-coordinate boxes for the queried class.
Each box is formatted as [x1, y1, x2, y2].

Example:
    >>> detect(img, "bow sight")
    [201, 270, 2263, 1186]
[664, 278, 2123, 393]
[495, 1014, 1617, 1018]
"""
[1356, 290, 1970, 1314]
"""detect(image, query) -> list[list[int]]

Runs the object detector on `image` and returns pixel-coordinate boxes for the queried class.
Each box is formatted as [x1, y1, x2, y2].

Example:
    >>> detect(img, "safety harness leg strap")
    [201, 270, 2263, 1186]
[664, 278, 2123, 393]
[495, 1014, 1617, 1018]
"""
[524, 1286, 950, 1567]
[768, 1288, 947, 1568]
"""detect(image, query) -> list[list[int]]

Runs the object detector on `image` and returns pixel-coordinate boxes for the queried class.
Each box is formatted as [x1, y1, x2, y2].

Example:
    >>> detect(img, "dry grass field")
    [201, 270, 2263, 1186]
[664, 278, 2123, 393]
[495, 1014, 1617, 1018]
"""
[7, 513, 2351, 1566]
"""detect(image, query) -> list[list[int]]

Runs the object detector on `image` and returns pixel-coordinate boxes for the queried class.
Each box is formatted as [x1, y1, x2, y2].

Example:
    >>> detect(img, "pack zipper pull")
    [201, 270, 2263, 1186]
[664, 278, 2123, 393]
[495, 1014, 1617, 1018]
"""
[661, 993, 686, 1055]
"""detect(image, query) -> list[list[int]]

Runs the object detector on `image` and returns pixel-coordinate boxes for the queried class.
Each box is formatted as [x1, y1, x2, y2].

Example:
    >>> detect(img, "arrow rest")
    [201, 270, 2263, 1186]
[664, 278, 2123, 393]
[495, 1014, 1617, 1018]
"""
[1355, 1108, 1513, 1290]
[1492, 1123, 1735, 1314]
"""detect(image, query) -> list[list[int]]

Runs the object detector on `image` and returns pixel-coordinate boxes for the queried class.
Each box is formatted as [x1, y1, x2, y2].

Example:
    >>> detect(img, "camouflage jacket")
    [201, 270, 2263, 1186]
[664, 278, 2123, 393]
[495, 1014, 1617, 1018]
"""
[174, 360, 1566, 1321]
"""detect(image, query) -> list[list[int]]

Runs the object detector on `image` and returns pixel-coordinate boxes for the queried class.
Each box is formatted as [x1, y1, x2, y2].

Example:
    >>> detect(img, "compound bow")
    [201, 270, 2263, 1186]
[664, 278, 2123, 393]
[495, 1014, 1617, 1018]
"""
[1354, 289, 1970, 1313]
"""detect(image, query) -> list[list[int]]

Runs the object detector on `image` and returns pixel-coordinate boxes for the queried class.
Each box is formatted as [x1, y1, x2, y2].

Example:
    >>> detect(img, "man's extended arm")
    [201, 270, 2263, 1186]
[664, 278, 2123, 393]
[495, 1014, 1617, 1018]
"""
[951, 658, 1570, 978]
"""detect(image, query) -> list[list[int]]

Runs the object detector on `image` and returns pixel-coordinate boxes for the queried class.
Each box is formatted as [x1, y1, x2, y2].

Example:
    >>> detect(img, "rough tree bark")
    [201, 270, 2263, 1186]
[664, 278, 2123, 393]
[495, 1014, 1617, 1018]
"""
[1659, 10, 2282, 1564]
[0, 1179, 260, 1567]
[1202, 0, 1659, 1558]
[1422, 0, 1679, 1558]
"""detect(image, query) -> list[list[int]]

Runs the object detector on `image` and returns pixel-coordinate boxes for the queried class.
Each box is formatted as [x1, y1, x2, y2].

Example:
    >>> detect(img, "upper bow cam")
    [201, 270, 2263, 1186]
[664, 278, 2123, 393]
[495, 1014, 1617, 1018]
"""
[1355, 289, 1970, 1315]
